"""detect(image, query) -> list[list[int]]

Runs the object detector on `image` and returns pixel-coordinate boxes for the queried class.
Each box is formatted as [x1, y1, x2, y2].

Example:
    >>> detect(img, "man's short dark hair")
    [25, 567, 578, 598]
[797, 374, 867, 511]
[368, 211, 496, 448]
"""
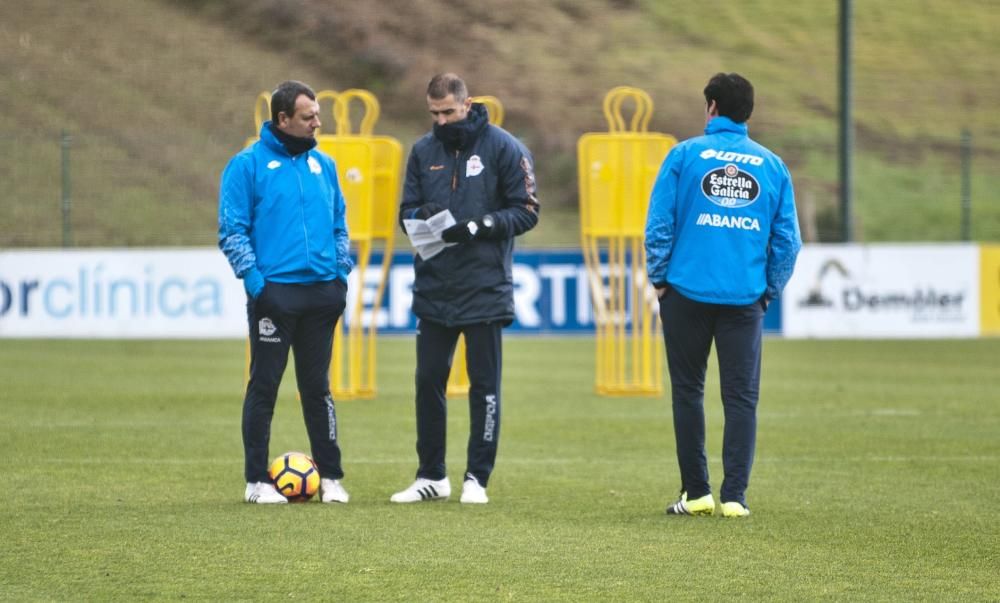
[271, 80, 316, 123]
[426, 73, 468, 102]
[703, 73, 754, 123]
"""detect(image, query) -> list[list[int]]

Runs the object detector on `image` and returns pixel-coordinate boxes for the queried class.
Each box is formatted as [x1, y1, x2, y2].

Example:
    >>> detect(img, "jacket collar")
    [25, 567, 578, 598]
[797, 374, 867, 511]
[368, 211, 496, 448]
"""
[260, 121, 317, 156]
[704, 116, 748, 136]
[433, 103, 489, 151]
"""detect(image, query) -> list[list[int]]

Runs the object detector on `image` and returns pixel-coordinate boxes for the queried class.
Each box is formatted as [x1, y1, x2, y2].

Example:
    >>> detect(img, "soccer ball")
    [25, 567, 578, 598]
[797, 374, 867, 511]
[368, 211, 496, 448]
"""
[268, 452, 320, 502]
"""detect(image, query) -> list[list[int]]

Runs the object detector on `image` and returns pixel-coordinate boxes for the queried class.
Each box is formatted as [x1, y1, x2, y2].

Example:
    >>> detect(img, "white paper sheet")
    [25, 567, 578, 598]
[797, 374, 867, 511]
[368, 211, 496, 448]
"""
[402, 209, 457, 260]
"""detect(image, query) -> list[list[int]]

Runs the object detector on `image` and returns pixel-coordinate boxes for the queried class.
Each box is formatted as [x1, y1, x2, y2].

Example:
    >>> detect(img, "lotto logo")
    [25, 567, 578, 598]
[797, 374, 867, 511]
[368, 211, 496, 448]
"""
[699, 149, 764, 165]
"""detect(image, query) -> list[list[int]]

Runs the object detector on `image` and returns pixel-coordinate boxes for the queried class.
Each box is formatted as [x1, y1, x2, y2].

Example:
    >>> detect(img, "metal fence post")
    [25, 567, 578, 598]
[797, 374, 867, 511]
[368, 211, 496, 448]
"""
[839, 0, 854, 242]
[61, 129, 73, 247]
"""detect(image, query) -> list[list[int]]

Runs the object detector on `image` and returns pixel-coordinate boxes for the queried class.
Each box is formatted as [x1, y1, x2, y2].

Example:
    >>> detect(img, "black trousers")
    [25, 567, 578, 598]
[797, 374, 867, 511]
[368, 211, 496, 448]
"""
[659, 287, 764, 506]
[243, 280, 347, 483]
[413, 319, 503, 487]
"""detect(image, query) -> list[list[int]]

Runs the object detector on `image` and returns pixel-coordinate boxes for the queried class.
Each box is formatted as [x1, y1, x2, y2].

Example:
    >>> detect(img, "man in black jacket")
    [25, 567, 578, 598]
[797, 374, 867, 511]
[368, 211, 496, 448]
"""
[391, 73, 539, 504]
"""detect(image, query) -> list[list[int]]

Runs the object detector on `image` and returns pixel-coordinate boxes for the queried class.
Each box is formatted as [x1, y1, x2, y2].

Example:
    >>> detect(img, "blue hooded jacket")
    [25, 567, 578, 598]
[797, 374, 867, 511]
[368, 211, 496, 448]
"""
[645, 116, 801, 305]
[218, 122, 352, 286]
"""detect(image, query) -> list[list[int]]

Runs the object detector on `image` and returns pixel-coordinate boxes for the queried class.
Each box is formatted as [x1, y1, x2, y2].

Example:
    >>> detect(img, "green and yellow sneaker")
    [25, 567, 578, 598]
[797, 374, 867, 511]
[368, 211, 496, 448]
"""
[721, 501, 751, 518]
[666, 492, 716, 516]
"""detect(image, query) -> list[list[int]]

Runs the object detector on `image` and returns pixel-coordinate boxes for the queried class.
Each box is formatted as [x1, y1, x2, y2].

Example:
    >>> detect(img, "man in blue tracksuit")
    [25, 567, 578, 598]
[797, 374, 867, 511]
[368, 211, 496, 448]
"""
[219, 80, 353, 505]
[645, 73, 801, 517]
[390, 73, 539, 505]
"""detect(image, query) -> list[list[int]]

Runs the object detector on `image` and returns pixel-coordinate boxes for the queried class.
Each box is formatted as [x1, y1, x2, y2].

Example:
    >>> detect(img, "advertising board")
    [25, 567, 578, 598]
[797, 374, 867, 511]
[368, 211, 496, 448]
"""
[782, 244, 979, 338]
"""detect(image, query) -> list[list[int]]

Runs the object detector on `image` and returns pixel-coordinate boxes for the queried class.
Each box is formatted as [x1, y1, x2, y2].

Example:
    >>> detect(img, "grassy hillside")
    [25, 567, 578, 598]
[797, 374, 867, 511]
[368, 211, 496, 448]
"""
[2, 0, 998, 247]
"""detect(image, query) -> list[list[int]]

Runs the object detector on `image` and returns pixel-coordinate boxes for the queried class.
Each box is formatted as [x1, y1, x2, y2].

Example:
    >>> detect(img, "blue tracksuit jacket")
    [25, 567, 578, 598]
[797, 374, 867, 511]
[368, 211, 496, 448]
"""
[645, 116, 801, 305]
[218, 122, 352, 284]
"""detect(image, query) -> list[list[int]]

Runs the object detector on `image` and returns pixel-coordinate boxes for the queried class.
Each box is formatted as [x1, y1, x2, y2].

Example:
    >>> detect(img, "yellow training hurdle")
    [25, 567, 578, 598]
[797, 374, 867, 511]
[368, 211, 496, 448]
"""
[577, 87, 676, 396]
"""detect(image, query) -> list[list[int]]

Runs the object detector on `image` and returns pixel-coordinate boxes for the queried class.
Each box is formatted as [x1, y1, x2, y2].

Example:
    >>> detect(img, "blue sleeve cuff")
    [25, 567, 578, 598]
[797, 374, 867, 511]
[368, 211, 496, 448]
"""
[243, 267, 265, 299]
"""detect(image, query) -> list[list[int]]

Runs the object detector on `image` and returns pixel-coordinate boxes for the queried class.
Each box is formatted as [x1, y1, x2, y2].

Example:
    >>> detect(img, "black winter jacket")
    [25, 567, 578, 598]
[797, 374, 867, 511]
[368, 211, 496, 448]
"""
[401, 103, 540, 326]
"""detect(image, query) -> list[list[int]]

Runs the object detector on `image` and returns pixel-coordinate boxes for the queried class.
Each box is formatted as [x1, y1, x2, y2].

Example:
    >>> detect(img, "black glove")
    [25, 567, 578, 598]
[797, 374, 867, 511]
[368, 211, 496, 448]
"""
[412, 203, 446, 220]
[441, 219, 481, 244]
[441, 214, 495, 244]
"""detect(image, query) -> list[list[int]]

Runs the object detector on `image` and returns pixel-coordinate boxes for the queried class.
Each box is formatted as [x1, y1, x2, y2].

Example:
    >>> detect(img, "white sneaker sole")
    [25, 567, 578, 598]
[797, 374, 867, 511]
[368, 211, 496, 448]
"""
[390, 483, 450, 503]
[246, 496, 288, 504]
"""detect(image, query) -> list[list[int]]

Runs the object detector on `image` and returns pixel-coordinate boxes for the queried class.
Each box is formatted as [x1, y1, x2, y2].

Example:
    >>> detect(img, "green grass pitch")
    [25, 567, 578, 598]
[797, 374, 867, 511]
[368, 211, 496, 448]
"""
[2, 337, 998, 600]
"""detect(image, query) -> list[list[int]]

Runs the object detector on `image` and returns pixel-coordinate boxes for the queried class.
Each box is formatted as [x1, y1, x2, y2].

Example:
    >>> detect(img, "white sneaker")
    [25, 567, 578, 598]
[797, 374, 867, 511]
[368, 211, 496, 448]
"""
[320, 478, 349, 504]
[244, 481, 288, 504]
[390, 477, 451, 503]
[460, 475, 489, 504]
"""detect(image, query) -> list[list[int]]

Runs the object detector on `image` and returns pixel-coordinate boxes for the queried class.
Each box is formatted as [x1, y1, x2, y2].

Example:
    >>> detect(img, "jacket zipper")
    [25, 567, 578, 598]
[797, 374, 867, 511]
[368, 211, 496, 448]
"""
[294, 155, 310, 262]
[447, 148, 462, 324]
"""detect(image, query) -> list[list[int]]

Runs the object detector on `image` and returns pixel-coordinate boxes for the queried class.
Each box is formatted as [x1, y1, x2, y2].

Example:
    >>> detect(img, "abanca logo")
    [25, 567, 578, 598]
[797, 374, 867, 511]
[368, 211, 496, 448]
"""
[696, 213, 761, 231]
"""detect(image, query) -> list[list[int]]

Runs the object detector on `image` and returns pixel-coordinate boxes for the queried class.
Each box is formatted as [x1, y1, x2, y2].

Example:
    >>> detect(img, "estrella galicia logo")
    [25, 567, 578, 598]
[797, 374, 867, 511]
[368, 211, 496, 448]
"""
[701, 163, 760, 208]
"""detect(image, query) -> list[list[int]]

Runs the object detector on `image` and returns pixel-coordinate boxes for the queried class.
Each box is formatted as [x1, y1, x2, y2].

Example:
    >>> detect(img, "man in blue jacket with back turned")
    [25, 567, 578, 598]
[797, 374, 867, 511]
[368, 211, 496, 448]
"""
[219, 80, 353, 505]
[645, 73, 801, 518]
